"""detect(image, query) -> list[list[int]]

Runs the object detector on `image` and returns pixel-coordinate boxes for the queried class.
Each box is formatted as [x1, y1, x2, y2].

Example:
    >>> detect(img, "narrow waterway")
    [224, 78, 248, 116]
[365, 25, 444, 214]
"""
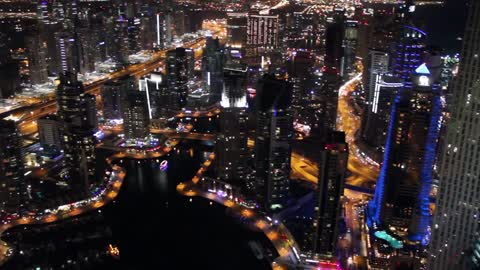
[2, 140, 275, 270]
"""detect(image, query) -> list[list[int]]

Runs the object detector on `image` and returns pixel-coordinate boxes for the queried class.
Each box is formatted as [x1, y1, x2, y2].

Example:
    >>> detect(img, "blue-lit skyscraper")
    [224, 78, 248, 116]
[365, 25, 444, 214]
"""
[368, 63, 442, 244]
[392, 25, 427, 81]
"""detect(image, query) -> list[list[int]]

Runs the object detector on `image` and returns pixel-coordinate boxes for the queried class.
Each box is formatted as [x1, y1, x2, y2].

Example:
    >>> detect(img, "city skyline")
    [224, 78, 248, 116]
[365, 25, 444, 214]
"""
[0, 0, 475, 270]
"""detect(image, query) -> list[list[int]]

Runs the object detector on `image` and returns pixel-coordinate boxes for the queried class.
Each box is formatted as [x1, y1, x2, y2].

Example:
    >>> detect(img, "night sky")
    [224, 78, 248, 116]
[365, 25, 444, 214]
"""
[415, 0, 468, 54]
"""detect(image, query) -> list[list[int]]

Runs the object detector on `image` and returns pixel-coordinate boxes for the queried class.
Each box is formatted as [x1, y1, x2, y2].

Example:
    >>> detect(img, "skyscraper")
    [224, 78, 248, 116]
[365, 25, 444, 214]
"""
[0, 120, 25, 210]
[37, 0, 50, 25]
[102, 81, 128, 121]
[127, 17, 141, 55]
[0, 32, 20, 98]
[227, 12, 248, 48]
[428, 1, 480, 269]
[174, 10, 186, 37]
[185, 48, 195, 82]
[324, 15, 345, 73]
[139, 72, 169, 119]
[368, 63, 442, 243]
[76, 26, 96, 74]
[55, 31, 79, 74]
[107, 16, 130, 65]
[362, 74, 403, 150]
[38, 115, 63, 149]
[123, 89, 151, 143]
[216, 64, 249, 187]
[363, 49, 390, 109]
[309, 131, 348, 258]
[320, 66, 342, 132]
[56, 72, 97, 190]
[246, 14, 279, 56]
[254, 75, 293, 212]
[342, 20, 359, 77]
[166, 48, 188, 111]
[26, 30, 48, 85]
[392, 25, 427, 81]
[139, 9, 156, 51]
[203, 36, 224, 103]
[154, 11, 170, 49]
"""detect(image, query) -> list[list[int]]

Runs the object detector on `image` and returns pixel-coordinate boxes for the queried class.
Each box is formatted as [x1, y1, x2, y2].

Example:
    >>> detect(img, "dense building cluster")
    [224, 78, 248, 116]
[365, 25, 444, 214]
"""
[2, 0, 480, 270]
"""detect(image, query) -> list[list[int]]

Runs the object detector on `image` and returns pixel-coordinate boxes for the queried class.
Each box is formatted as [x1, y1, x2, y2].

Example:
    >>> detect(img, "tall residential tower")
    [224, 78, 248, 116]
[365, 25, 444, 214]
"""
[254, 75, 293, 212]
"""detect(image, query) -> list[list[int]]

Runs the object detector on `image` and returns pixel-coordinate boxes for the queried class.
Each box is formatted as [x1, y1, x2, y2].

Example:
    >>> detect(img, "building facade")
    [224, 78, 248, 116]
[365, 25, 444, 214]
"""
[0, 120, 25, 210]
[254, 75, 293, 212]
[428, 1, 480, 269]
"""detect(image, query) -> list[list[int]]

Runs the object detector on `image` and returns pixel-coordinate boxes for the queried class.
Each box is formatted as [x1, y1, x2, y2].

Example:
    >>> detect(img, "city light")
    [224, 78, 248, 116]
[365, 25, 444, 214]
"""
[0, 1, 471, 270]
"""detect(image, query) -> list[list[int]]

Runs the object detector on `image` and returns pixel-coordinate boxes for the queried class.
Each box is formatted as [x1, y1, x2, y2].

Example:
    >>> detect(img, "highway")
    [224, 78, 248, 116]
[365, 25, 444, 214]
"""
[290, 152, 318, 184]
[289, 74, 379, 189]
[337, 74, 379, 187]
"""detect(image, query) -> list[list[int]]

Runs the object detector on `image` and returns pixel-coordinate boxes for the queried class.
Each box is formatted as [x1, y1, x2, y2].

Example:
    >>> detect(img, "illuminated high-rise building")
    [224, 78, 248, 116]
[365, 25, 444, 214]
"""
[107, 16, 130, 65]
[166, 48, 188, 111]
[185, 48, 195, 82]
[368, 63, 442, 244]
[55, 31, 79, 74]
[363, 49, 390, 110]
[38, 115, 63, 149]
[362, 74, 403, 150]
[174, 10, 186, 37]
[26, 30, 49, 85]
[123, 89, 151, 143]
[154, 11, 172, 49]
[139, 9, 156, 51]
[246, 14, 279, 56]
[203, 36, 224, 103]
[37, 0, 50, 25]
[76, 27, 96, 74]
[308, 131, 348, 258]
[227, 12, 248, 48]
[254, 75, 293, 212]
[428, 1, 480, 269]
[0, 120, 25, 210]
[392, 25, 427, 81]
[127, 17, 141, 54]
[56, 72, 97, 190]
[140, 72, 169, 119]
[342, 20, 359, 76]
[102, 81, 127, 121]
[216, 64, 249, 187]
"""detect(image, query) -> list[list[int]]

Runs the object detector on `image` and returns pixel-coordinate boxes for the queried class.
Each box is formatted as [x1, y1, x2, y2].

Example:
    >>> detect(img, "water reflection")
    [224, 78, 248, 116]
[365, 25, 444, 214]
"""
[2, 140, 274, 270]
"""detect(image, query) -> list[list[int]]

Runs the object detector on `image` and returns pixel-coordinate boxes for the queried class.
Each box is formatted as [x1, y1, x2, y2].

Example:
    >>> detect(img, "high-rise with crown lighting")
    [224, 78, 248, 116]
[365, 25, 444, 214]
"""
[368, 63, 442, 244]
[216, 64, 249, 187]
